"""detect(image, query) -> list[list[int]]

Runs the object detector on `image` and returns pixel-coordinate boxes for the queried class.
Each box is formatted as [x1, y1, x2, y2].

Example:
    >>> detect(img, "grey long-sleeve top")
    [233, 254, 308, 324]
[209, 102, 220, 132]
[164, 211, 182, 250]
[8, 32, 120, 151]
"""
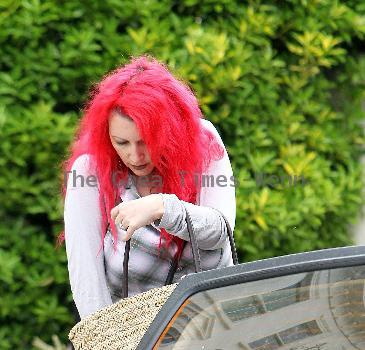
[64, 119, 236, 319]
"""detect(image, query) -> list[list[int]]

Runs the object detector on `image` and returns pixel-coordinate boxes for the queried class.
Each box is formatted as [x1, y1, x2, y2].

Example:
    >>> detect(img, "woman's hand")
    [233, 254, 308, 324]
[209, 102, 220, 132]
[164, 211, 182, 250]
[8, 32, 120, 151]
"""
[110, 194, 164, 241]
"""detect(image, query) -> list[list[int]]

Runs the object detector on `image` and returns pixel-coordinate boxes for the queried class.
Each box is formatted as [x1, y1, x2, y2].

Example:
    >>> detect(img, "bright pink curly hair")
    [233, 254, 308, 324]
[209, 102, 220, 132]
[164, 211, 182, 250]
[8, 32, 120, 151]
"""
[56, 54, 224, 259]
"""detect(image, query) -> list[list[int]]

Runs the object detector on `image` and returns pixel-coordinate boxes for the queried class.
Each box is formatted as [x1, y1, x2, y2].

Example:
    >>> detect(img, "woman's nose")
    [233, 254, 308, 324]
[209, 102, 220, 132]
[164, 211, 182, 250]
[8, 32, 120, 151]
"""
[128, 144, 145, 164]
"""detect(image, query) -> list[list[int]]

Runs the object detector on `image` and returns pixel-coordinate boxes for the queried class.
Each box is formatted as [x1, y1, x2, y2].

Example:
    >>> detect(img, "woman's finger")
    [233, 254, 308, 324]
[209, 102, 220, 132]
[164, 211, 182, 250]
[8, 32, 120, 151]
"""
[125, 225, 136, 241]
[114, 212, 126, 227]
[111, 202, 127, 220]
[110, 205, 119, 220]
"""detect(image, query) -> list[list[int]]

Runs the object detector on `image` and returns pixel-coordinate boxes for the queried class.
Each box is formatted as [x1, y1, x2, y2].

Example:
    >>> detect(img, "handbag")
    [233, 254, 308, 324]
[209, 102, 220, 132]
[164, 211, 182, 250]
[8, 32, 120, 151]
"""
[68, 205, 238, 350]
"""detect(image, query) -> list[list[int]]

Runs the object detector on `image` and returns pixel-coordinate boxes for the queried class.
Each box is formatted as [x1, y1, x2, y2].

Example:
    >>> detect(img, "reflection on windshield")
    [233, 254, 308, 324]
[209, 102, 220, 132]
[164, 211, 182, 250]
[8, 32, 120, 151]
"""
[157, 266, 365, 350]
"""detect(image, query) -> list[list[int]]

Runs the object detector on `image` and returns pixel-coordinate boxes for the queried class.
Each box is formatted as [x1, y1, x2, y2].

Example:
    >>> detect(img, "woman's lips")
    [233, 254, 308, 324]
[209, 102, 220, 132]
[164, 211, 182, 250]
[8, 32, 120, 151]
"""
[131, 164, 148, 170]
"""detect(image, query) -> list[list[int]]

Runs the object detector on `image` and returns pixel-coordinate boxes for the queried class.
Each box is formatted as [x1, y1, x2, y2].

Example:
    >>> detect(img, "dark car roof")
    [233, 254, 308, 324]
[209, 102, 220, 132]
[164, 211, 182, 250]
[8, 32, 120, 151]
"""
[137, 245, 365, 349]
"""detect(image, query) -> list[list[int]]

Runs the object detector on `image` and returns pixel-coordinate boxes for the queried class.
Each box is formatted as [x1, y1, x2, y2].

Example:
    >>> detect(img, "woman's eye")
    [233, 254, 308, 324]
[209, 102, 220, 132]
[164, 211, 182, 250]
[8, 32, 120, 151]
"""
[116, 141, 127, 146]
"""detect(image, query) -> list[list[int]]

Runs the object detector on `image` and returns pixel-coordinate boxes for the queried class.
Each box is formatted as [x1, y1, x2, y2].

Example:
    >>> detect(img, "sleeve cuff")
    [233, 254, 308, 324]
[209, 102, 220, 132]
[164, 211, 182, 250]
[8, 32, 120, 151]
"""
[154, 193, 182, 231]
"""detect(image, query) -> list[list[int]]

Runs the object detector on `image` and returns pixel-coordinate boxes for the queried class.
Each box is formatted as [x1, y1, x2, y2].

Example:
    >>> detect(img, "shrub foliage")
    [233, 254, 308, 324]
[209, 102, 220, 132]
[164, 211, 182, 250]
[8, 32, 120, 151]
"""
[1, 0, 365, 348]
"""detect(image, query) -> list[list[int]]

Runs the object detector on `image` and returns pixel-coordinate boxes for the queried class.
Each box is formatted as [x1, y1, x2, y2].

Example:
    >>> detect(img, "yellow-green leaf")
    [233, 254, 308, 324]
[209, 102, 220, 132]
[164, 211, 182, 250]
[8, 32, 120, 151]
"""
[254, 214, 268, 230]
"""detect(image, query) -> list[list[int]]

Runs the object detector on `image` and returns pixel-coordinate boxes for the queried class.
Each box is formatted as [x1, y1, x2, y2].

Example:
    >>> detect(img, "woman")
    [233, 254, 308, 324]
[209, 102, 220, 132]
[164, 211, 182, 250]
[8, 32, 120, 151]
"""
[59, 54, 236, 320]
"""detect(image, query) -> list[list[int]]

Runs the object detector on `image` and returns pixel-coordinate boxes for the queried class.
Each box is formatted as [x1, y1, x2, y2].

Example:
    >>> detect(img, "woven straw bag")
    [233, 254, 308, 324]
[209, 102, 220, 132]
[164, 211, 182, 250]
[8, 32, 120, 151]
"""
[68, 205, 238, 350]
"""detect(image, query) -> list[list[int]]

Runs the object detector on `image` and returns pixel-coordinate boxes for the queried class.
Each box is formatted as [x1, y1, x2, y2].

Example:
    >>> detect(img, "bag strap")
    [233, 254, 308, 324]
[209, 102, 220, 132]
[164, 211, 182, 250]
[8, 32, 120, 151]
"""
[215, 208, 239, 265]
[184, 205, 202, 272]
[122, 240, 131, 298]
[183, 205, 239, 271]
[164, 241, 187, 285]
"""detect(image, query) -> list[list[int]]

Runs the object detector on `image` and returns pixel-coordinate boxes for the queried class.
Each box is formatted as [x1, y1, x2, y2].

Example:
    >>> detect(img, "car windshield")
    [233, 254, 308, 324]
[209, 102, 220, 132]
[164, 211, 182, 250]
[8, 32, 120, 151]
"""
[156, 266, 365, 350]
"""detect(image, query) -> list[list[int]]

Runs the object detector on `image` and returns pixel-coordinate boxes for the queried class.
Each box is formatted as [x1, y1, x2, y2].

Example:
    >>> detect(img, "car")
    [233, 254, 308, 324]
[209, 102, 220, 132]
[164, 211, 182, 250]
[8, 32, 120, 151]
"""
[137, 245, 365, 350]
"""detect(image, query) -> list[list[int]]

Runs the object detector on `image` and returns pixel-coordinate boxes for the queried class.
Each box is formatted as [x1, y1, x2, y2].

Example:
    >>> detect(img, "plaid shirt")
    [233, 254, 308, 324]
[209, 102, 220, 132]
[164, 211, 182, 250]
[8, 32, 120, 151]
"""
[64, 119, 236, 319]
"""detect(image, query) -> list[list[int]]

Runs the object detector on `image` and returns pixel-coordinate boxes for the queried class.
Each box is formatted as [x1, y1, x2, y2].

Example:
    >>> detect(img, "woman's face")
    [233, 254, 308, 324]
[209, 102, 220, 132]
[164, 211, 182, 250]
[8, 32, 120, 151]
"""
[109, 111, 155, 177]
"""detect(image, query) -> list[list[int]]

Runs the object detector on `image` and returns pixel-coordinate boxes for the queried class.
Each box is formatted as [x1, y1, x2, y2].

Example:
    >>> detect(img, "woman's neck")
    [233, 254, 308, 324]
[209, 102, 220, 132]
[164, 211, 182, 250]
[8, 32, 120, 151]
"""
[131, 169, 163, 196]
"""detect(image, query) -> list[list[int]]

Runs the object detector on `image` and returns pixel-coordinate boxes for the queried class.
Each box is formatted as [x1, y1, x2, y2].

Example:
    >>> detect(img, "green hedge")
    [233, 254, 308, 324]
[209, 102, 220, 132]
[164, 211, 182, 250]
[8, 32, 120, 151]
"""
[1, 0, 365, 348]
